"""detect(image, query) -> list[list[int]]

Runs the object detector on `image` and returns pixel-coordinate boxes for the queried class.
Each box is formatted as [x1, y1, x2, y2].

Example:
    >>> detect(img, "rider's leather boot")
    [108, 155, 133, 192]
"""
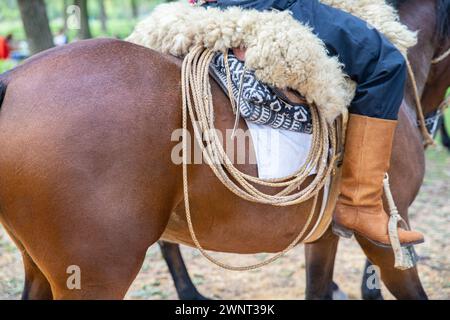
[333, 114, 424, 247]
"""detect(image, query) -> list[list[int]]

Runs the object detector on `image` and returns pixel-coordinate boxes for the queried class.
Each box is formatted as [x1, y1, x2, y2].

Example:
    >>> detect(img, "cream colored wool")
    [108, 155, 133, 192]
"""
[127, 1, 416, 123]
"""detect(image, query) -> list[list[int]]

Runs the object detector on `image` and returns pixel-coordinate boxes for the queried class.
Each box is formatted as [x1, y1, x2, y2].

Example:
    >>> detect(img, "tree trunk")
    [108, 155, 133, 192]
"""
[17, 0, 54, 55]
[63, 0, 69, 32]
[130, 0, 138, 19]
[99, 0, 107, 33]
[74, 0, 92, 39]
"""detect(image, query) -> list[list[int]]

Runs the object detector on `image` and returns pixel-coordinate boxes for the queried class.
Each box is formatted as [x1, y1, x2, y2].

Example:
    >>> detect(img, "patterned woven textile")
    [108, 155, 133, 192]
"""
[210, 51, 313, 134]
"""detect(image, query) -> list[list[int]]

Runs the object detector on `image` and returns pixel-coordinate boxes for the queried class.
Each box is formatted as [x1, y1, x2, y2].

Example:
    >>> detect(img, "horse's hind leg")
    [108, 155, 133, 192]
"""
[356, 236, 427, 300]
[158, 241, 208, 300]
[11, 193, 171, 300]
[43, 220, 156, 300]
[22, 251, 53, 300]
[304, 228, 343, 300]
[1, 225, 53, 300]
[49, 246, 148, 300]
[47, 212, 165, 299]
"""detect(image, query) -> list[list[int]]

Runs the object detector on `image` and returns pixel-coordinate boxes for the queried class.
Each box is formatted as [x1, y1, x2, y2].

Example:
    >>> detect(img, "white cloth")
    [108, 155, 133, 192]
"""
[245, 120, 315, 179]
[245, 120, 330, 240]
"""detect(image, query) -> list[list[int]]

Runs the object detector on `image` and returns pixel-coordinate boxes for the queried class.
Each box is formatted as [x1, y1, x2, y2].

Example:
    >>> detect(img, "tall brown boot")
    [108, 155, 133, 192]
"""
[333, 114, 424, 247]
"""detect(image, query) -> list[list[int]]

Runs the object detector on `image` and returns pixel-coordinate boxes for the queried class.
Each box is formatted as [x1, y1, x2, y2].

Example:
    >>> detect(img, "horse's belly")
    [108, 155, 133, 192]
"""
[161, 189, 322, 254]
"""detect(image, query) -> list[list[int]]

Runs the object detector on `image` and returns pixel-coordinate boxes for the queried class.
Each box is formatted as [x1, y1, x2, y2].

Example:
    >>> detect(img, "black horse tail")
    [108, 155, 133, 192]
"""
[0, 73, 8, 110]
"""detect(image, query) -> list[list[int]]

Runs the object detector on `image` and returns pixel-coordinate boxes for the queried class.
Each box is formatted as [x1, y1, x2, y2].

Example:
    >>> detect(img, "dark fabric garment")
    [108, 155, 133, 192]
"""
[204, 0, 407, 120]
[207, 0, 276, 10]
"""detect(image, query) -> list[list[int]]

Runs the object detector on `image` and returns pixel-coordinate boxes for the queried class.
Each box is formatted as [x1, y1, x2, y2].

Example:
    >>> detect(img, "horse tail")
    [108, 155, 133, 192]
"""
[0, 73, 8, 110]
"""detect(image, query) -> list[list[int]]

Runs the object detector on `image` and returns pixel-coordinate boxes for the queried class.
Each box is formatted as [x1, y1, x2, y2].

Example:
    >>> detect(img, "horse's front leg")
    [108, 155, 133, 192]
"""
[158, 241, 209, 300]
[356, 161, 427, 299]
[356, 233, 427, 300]
[304, 228, 344, 299]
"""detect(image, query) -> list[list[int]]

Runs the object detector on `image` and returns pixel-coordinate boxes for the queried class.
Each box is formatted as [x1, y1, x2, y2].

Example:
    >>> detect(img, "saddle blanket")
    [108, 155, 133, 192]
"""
[210, 51, 313, 134]
[209, 51, 317, 179]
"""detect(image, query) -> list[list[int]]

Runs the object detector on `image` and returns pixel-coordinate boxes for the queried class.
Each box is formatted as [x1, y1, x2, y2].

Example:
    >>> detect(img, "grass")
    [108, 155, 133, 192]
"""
[445, 108, 450, 131]
[445, 89, 450, 130]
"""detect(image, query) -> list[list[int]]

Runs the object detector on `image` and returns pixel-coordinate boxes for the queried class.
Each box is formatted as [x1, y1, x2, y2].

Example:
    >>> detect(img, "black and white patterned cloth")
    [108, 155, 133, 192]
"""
[210, 51, 313, 134]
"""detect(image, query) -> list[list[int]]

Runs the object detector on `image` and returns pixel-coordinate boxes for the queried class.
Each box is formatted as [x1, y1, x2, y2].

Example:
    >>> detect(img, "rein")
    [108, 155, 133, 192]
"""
[406, 59, 435, 146]
[431, 46, 450, 64]
[181, 46, 343, 271]
[406, 44, 450, 147]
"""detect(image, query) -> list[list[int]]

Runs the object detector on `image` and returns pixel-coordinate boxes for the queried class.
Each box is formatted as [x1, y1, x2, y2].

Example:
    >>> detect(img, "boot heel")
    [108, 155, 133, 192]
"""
[332, 223, 354, 239]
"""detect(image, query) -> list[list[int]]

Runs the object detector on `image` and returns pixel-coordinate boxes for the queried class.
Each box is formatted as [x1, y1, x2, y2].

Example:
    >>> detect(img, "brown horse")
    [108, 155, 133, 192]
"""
[147, 0, 450, 301]
[0, 0, 448, 299]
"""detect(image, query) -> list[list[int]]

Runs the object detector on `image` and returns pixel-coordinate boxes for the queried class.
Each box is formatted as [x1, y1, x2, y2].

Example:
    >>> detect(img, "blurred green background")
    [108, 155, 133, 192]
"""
[0, 0, 167, 70]
[0, 0, 165, 41]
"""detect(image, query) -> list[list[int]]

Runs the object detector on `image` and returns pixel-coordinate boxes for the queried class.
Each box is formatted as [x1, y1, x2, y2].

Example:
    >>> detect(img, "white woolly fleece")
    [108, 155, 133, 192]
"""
[126, 1, 416, 123]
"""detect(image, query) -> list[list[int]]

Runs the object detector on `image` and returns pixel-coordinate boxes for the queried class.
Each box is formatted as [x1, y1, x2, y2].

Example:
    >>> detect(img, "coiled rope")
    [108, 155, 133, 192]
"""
[181, 46, 341, 270]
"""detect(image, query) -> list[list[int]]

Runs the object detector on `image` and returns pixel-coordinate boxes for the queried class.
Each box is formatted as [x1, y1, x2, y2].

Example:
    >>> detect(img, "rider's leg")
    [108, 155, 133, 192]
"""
[332, 114, 424, 246]
[284, 0, 424, 246]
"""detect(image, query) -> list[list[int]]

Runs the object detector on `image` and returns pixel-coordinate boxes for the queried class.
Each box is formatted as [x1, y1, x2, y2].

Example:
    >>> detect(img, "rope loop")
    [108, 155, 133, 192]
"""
[181, 46, 341, 270]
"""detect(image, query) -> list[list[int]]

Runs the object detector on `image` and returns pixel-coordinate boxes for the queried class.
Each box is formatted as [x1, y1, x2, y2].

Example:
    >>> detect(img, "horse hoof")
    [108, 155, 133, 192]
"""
[179, 290, 211, 301]
[332, 288, 349, 300]
[331, 282, 348, 300]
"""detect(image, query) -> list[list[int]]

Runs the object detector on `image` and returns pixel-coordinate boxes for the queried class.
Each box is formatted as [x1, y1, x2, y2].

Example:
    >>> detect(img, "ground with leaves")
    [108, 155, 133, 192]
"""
[0, 146, 449, 300]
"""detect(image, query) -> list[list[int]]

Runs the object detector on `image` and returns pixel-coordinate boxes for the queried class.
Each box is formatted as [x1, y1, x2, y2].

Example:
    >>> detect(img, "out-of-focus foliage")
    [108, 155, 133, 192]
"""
[0, 0, 165, 41]
[0, 60, 16, 73]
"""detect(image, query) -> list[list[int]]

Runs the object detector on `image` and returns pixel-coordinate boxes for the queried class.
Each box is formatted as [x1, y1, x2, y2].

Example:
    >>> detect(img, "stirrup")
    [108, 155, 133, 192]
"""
[332, 222, 354, 239]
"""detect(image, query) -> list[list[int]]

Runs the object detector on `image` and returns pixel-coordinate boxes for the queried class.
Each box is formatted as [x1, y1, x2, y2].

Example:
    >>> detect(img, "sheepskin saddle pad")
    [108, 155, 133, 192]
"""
[126, 1, 417, 124]
[210, 51, 313, 134]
